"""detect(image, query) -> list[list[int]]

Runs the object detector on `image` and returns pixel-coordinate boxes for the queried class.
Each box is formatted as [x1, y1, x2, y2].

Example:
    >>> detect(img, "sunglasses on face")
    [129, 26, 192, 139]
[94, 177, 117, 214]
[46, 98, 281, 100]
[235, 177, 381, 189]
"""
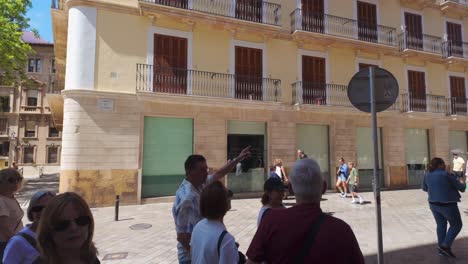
[31, 205, 45, 213]
[7, 177, 23, 183]
[53, 215, 91, 232]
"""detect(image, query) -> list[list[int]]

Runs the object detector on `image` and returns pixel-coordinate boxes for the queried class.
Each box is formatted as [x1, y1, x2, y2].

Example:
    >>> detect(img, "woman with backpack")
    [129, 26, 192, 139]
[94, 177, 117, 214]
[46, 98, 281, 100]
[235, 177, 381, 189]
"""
[3, 190, 56, 264]
[0, 169, 24, 261]
[191, 181, 245, 264]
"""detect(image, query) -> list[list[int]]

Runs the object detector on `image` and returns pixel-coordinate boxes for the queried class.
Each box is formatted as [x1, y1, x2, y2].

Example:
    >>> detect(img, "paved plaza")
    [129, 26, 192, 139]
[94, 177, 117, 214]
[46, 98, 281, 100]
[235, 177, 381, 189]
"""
[17, 177, 468, 264]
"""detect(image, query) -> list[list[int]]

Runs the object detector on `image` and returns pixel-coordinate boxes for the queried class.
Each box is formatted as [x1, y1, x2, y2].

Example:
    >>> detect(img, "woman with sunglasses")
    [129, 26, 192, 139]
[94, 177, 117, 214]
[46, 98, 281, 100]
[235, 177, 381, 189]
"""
[37, 192, 99, 264]
[0, 168, 24, 260]
[3, 190, 56, 264]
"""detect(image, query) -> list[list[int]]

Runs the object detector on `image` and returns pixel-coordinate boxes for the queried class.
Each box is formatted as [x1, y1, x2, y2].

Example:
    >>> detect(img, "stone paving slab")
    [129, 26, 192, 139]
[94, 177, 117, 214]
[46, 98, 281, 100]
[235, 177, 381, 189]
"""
[88, 190, 468, 264]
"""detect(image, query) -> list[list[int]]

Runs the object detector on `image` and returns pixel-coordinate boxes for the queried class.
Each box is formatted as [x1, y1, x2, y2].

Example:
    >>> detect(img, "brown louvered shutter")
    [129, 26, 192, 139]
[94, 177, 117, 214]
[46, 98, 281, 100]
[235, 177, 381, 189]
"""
[447, 22, 463, 57]
[405, 13, 423, 50]
[450, 76, 467, 114]
[302, 56, 326, 105]
[153, 34, 187, 94]
[357, 1, 377, 42]
[408, 70, 426, 111]
[235, 46, 263, 100]
[302, 0, 324, 33]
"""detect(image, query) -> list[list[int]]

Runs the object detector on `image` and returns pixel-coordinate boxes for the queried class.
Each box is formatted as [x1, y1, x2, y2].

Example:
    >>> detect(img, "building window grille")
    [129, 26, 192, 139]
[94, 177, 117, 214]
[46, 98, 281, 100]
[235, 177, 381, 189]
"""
[23, 146, 34, 164]
[47, 146, 58, 164]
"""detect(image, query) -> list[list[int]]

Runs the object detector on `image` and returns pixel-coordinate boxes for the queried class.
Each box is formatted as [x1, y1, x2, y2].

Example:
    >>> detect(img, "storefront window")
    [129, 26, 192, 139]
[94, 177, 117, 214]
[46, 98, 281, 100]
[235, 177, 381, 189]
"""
[449, 131, 468, 162]
[356, 127, 384, 188]
[227, 121, 266, 193]
[296, 124, 329, 185]
[405, 128, 429, 186]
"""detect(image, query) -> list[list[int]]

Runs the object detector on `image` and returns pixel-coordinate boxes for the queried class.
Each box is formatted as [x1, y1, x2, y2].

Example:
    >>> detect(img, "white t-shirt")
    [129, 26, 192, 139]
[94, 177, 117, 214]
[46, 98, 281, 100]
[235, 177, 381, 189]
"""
[275, 166, 282, 179]
[257, 206, 271, 227]
[190, 219, 239, 264]
[453, 157, 465, 172]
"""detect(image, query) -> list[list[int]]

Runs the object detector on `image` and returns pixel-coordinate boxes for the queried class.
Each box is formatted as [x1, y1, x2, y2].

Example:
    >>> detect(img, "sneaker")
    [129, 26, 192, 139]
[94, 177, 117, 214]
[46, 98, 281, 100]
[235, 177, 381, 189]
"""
[438, 246, 456, 258]
[339, 193, 345, 198]
[351, 200, 359, 204]
[359, 198, 364, 205]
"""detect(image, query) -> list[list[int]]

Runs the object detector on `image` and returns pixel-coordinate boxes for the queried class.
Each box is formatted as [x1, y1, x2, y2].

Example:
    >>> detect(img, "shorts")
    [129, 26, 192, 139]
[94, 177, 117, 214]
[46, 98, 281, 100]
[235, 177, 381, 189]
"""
[338, 175, 347, 182]
[349, 184, 358, 193]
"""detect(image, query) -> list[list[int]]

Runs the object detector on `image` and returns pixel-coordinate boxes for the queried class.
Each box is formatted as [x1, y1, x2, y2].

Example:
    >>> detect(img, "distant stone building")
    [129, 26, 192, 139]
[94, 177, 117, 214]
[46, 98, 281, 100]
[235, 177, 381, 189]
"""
[0, 31, 61, 177]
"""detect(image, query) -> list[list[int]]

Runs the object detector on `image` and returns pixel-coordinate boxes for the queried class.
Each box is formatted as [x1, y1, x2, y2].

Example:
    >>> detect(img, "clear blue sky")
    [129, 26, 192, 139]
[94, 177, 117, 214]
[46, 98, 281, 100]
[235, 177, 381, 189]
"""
[27, 0, 53, 43]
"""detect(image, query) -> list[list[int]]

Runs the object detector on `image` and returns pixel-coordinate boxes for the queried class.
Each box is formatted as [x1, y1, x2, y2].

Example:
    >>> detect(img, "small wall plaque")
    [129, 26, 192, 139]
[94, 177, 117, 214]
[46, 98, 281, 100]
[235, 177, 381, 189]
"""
[97, 98, 114, 112]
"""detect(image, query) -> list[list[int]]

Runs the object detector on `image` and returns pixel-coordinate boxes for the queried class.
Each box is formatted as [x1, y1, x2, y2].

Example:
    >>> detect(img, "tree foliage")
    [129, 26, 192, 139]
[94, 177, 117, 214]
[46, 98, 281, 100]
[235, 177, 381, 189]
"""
[0, 0, 34, 85]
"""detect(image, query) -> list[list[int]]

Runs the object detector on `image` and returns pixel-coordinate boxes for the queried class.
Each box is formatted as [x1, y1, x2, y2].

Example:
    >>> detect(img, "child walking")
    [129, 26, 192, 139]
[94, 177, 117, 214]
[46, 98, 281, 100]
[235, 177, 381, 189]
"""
[347, 162, 364, 204]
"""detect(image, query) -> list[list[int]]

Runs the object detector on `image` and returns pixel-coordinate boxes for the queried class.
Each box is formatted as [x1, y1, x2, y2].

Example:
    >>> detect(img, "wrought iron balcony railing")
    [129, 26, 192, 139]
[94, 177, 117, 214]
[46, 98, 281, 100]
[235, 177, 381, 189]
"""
[139, 0, 281, 26]
[292, 81, 400, 111]
[447, 97, 468, 115]
[292, 81, 353, 108]
[401, 93, 447, 113]
[290, 10, 396, 46]
[398, 32, 443, 55]
[136, 64, 281, 102]
[442, 41, 468, 59]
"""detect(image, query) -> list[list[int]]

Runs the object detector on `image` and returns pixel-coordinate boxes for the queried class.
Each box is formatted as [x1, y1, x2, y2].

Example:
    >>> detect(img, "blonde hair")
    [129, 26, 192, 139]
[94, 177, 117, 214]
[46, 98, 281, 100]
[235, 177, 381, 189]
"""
[274, 159, 282, 166]
[37, 192, 98, 264]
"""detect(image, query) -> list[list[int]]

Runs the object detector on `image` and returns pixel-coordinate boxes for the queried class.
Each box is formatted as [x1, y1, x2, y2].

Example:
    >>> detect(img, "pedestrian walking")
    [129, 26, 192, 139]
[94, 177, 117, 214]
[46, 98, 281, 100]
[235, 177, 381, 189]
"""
[37, 192, 100, 264]
[246, 158, 364, 264]
[190, 181, 245, 264]
[257, 177, 287, 226]
[3, 190, 55, 264]
[336, 158, 349, 198]
[296, 149, 307, 160]
[0, 168, 24, 261]
[346, 162, 364, 205]
[422, 157, 466, 258]
[172, 146, 251, 264]
[451, 153, 465, 180]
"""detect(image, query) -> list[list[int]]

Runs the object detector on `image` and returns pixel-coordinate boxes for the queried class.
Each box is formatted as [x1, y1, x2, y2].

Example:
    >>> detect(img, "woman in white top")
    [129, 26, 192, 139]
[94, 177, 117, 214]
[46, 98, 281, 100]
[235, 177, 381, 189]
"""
[0, 169, 24, 261]
[191, 181, 241, 264]
[257, 177, 287, 226]
[273, 159, 288, 183]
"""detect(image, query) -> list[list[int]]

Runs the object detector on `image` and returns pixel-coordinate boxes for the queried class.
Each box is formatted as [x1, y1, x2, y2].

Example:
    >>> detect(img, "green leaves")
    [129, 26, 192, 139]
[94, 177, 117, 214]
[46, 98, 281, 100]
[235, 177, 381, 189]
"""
[0, 0, 34, 85]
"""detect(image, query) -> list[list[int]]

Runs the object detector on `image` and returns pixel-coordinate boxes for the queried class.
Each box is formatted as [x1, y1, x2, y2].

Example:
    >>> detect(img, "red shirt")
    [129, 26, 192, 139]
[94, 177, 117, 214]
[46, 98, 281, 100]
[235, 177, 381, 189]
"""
[246, 203, 365, 264]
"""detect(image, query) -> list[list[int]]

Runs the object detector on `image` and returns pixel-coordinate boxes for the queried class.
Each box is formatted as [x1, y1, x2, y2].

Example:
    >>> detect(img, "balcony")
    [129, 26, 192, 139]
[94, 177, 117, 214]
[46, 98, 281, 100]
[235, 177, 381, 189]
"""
[20, 106, 42, 114]
[447, 97, 468, 115]
[398, 32, 443, 59]
[401, 93, 447, 114]
[292, 81, 401, 111]
[439, 1, 468, 17]
[136, 64, 281, 102]
[139, 0, 281, 28]
[442, 41, 468, 64]
[290, 10, 397, 49]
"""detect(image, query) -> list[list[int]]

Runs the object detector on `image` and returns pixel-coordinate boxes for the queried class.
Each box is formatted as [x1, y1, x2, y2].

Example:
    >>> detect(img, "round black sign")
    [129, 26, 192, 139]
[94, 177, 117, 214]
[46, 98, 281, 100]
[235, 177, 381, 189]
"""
[347, 67, 399, 113]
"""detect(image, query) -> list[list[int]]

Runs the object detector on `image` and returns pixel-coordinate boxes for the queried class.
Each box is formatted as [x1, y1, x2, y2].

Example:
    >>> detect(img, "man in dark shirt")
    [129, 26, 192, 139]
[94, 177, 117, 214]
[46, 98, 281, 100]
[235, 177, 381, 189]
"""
[246, 158, 364, 264]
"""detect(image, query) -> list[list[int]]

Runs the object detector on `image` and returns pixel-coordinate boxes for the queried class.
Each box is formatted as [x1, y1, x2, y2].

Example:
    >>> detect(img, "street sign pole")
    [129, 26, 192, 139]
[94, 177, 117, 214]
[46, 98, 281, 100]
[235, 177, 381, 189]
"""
[370, 67, 384, 264]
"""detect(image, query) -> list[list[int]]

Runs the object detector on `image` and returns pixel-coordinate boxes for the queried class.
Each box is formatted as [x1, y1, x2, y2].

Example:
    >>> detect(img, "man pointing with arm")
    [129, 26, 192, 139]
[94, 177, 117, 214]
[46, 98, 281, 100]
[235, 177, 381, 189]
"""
[172, 146, 251, 264]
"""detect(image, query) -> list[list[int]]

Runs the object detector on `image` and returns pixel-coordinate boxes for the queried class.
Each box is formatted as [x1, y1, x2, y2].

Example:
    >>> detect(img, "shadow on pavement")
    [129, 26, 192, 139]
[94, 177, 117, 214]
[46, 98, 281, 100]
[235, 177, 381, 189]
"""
[364, 237, 468, 264]
[16, 173, 59, 206]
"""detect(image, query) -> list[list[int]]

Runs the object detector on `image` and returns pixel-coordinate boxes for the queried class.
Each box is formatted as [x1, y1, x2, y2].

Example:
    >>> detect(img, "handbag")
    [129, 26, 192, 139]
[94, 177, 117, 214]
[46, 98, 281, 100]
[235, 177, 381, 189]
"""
[217, 230, 246, 264]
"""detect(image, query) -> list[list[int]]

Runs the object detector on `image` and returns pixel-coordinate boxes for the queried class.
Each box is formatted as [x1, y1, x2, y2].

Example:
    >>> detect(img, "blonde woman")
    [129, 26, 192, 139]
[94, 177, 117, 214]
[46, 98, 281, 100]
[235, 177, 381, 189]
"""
[0, 169, 24, 260]
[273, 159, 289, 183]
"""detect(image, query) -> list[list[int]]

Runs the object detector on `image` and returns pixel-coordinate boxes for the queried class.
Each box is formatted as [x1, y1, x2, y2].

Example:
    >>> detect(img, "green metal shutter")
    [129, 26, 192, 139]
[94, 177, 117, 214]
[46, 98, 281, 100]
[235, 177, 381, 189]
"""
[142, 117, 193, 198]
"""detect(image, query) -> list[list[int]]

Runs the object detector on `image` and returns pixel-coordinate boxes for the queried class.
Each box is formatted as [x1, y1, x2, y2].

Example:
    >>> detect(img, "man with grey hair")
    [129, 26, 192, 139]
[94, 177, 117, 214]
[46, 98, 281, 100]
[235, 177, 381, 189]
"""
[297, 149, 307, 160]
[246, 158, 364, 264]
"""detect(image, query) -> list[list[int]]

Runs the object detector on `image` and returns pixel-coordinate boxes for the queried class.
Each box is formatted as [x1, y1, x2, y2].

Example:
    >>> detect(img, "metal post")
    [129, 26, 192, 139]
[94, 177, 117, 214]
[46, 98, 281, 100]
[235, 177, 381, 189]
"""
[370, 67, 384, 264]
[115, 195, 120, 221]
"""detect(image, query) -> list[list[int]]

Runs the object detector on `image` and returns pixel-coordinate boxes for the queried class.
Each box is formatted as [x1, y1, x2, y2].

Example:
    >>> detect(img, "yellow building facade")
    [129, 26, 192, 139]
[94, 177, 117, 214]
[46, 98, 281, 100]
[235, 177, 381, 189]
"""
[52, 0, 468, 206]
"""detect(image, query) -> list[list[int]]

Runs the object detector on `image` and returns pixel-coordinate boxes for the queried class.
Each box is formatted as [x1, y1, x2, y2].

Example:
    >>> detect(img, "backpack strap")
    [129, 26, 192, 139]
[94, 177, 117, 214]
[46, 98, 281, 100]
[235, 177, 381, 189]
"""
[217, 230, 228, 257]
[259, 208, 271, 224]
[295, 213, 326, 264]
[16, 232, 37, 250]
